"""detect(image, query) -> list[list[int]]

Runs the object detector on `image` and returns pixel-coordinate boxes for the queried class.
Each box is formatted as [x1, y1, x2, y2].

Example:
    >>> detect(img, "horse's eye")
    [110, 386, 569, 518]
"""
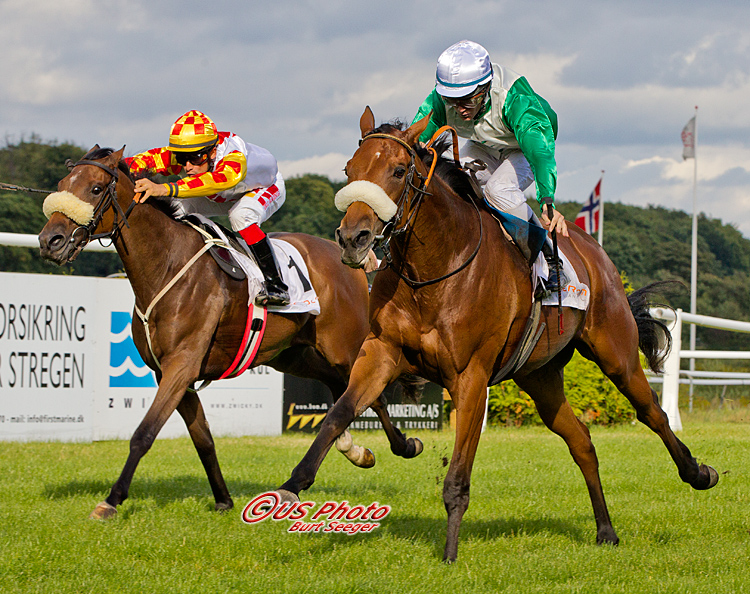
[394, 166, 406, 179]
[92, 185, 103, 196]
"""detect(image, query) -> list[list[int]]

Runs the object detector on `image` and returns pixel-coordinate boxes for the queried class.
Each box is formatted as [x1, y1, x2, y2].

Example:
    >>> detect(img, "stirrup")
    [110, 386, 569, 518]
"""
[255, 285, 290, 307]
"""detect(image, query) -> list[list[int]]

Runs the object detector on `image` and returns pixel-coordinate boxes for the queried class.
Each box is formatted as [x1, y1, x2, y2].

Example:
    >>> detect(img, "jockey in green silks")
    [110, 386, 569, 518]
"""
[413, 40, 568, 290]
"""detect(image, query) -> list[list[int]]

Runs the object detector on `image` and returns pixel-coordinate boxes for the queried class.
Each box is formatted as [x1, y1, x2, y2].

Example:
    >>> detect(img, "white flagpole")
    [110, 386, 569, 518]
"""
[597, 170, 605, 246]
[689, 106, 699, 412]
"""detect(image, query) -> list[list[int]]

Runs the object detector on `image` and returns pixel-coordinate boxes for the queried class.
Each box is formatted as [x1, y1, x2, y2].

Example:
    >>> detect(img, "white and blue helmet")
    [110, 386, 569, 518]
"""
[435, 40, 493, 98]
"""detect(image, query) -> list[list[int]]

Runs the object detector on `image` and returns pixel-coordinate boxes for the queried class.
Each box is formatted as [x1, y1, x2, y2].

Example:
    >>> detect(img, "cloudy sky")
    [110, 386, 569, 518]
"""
[1, 0, 749, 236]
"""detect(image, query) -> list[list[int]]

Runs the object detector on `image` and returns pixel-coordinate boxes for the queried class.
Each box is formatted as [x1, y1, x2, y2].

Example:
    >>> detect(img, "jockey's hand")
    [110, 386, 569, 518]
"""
[133, 178, 168, 203]
[541, 204, 569, 237]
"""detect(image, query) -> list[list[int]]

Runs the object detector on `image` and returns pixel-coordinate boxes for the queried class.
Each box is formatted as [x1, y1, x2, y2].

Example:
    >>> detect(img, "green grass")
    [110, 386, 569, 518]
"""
[1, 416, 748, 593]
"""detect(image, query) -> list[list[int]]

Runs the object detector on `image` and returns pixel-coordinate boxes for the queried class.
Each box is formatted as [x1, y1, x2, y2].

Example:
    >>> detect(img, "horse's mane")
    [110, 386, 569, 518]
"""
[81, 147, 135, 181]
[366, 121, 478, 203]
[81, 147, 183, 220]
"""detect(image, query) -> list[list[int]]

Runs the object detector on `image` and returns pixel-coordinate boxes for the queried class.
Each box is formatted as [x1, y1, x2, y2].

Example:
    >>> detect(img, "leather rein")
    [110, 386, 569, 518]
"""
[362, 129, 483, 288]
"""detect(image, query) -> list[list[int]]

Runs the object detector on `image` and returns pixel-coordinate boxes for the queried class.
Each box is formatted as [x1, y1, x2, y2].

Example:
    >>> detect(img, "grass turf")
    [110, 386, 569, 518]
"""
[0, 414, 748, 593]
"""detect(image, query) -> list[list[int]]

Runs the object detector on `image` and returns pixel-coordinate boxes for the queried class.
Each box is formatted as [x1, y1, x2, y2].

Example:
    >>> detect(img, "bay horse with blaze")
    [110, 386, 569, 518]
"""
[277, 108, 718, 562]
[38, 146, 423, 520]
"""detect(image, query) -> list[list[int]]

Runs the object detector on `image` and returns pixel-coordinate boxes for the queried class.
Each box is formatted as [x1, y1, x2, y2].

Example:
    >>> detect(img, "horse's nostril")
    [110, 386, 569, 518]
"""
[48, 235, 65, 250]
[355, 230, 371, 248]
[335, 227, 344, 247]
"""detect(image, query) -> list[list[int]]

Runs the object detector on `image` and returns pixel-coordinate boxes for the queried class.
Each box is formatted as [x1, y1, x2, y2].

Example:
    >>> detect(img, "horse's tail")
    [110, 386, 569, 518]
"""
[627, 280, 681, 373]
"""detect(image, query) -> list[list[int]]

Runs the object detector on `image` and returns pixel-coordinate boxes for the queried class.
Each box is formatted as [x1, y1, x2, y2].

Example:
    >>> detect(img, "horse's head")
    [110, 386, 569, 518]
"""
[334, 107, 430, 268]
[38, 145, 134, 265]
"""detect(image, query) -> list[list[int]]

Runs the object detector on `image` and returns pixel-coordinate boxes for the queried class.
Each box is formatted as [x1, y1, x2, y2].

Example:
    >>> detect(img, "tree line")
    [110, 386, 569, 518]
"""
[2, 137, 749, 353]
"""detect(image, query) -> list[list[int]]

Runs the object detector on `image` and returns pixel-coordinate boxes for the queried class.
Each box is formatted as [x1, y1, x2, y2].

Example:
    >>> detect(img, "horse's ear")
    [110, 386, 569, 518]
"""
[113, 145, 126, 161]
[404, 111, 431, 147]
[360, 106, 375, 138]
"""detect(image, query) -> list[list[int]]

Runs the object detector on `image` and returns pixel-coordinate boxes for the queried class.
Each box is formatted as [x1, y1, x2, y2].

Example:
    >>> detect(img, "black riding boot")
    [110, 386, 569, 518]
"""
[249, 237, 290, 307]
[540, 241, 567, 295]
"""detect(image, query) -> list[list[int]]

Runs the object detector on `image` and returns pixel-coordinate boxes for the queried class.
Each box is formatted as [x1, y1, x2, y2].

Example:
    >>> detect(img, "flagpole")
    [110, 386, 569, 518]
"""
[597, 170, 605, 246]
[689, 106, 698, 412]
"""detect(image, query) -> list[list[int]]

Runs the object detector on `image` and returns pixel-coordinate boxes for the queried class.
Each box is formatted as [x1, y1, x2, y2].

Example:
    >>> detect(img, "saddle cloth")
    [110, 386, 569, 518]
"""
[481, 202, 589, 311]
[187, 214, 320, 315]
[534, 248, 590, 311]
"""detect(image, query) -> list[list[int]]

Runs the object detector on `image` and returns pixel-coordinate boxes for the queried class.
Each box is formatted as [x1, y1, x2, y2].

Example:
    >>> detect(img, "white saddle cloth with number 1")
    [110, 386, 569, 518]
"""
[188, 214, 320, 315]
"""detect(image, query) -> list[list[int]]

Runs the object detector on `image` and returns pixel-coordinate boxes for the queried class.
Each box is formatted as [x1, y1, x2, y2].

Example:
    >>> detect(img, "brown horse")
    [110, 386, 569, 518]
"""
[38, 145, 422, 520]
[278, 108, 719, 562]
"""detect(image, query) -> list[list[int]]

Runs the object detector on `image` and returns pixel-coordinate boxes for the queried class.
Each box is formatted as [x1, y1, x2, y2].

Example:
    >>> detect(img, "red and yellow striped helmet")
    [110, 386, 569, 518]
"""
[168, 110, 218, 152]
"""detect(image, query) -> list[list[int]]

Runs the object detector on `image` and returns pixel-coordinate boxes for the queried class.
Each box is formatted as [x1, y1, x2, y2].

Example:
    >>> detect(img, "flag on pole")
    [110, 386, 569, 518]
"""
[682, 116, 696, 160]
[575, 178, 602, 235]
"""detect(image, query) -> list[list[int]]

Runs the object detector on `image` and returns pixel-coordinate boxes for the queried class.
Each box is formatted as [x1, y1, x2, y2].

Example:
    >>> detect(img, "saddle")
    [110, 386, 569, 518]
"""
[182, 215, 247, 281]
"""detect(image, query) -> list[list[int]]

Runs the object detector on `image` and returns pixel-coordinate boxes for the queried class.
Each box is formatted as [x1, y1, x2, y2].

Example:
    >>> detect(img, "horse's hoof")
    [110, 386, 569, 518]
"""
[409, 437, 424, 458]
[215, 499, 234, 512]
[89, 501, 117, 520]
[596, 527, 620, 546]
[276, 489, 300, 504]
[706, 465, 720, 489]
[694, 464, 719, 490]
[354, 447, 376, 469]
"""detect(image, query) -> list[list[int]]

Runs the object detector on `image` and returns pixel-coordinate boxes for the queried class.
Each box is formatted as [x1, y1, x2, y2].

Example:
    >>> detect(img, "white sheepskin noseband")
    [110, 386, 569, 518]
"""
[43, 191, 95, 226]
[334, 180, 397, 222]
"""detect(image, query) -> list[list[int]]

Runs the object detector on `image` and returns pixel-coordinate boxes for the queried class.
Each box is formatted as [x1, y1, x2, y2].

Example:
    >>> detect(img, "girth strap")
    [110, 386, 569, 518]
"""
[134, 233, 224, 371]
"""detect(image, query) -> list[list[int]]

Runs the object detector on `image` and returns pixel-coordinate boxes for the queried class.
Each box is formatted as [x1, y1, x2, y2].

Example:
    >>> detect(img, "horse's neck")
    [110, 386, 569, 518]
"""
[114, 205, 200, 306]
[396, 182, 479, 273]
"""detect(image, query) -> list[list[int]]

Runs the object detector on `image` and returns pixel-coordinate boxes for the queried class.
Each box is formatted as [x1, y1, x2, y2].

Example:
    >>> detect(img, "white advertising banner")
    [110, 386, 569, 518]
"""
[0, 272, 282, 442]
[0, 273, 96, 441]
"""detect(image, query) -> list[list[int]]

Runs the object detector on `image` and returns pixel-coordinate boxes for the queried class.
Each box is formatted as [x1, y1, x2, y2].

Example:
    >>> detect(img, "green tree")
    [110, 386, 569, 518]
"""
[262, 174, 345, 241]
[0, 137, 121, 276]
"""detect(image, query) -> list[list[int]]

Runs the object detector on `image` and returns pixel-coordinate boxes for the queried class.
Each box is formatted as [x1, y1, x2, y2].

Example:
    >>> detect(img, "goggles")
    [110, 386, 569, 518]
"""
[442, 87, 489, 110]
[174, 149, 212, 167]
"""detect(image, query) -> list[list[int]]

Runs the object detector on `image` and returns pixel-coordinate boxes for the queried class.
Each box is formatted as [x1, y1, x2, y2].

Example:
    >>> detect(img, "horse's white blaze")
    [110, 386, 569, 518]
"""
[334, 180, 397, 222]
[43, 191, 95, 226]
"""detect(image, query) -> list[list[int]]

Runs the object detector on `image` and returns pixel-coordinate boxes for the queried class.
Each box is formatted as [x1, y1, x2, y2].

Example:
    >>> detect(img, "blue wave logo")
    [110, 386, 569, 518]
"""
[109, 311, 157, 388]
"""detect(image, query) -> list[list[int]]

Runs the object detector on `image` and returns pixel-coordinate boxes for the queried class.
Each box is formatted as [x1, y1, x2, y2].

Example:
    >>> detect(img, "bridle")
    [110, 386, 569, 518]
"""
[66, 158, 136, 244]
[359, 131, 483, 288]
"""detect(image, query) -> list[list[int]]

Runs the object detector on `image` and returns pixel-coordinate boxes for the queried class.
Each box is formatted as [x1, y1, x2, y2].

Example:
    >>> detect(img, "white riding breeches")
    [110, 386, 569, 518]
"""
[460, 140, 534, 220]
[171, 172, 286, 232]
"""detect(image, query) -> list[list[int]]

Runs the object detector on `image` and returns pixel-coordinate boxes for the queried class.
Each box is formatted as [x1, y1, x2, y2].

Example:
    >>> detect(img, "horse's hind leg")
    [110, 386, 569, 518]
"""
[370, 393, 424, 459]
[278, 338, 403, 497]
[176, 389, 233, 511]
[515, 359, 619, 546]
[579, 329, 718, 491]
[271, 345, 419, 465]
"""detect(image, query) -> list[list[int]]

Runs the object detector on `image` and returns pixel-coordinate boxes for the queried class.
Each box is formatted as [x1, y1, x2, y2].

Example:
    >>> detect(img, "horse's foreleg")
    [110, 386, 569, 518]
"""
[516, 362, 619, 546]
[442, 371, 489, 563]
[176, 389, 233, 511]
[278, 338, 401, 497]
[90, 360, 198, 519]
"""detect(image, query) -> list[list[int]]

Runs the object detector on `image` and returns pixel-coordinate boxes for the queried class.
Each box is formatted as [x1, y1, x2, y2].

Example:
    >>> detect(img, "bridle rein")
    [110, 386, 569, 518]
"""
[359, 131, 483, 288]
